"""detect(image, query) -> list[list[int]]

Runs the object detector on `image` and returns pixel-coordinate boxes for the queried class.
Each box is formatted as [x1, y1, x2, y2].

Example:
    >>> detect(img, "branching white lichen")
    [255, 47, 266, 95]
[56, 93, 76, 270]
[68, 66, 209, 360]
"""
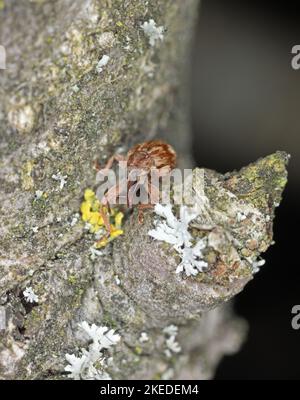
[148, 204, 208, 277]
[65, 321, 120, 380]
[163, 324, 181, 358]
[23, 287, 39, 303]
[176, 240, 208, 277]
[52, 172, 67, 190]
[141, 19, 164, 47]
[148, 204, 197, 250]
[79, 321, 120, 349]
[162, 324, 178, 337]
[165, 336, 181, 356]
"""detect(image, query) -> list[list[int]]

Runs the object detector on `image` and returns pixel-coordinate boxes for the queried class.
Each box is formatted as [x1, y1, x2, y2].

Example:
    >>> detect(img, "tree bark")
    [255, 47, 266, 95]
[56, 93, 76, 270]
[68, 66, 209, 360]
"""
[0, 0, 288, 379]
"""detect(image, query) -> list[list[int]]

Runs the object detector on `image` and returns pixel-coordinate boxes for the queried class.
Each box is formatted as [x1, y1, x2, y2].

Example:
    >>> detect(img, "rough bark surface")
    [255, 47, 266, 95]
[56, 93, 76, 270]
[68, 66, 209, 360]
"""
[0, 0, 288, 380]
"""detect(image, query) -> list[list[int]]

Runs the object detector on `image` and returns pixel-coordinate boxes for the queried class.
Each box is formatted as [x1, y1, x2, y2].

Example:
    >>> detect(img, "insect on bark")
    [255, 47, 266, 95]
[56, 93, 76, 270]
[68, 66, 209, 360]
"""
[97, 140, 177, 237]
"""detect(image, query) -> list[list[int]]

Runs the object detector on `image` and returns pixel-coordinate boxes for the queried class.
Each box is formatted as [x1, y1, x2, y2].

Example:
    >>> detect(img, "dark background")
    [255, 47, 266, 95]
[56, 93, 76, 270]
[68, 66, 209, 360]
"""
[191, 0, 300, 379]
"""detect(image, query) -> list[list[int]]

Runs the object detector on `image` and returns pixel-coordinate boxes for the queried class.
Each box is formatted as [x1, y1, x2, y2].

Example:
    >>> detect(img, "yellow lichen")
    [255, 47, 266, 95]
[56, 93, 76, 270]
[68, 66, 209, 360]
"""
[114, 211, 124, 227]
[80, 188, 124, 248]
[84, 189, 95, 201]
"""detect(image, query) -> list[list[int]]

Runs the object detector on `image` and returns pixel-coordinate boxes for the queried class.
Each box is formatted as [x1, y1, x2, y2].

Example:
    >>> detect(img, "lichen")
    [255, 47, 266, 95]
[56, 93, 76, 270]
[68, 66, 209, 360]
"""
[80, 188, 124, 248]
[224, 151, 289, 213]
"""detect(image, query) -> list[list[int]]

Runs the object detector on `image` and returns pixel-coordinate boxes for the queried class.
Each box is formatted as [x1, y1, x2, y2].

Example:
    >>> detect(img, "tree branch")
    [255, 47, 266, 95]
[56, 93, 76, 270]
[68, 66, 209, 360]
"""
[0, 0, 288, 379]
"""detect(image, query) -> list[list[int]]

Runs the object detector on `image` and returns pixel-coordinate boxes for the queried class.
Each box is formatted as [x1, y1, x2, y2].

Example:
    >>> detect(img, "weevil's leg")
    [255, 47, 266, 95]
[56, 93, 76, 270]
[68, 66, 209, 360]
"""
[128, 180, 155, 223]
[106, 153, 126, 169]
[96, 179, 128, 245]
[101, 178, 128, 207]
[99, 205, 111, 236]
[148, 181, 160, 205]
[97, 153, 126, 173]
[94, 204, 111, 248]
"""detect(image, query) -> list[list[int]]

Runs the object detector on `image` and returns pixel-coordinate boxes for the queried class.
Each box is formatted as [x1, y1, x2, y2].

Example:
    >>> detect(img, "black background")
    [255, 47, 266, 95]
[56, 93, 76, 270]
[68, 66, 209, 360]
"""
[191, 0, 300, 379]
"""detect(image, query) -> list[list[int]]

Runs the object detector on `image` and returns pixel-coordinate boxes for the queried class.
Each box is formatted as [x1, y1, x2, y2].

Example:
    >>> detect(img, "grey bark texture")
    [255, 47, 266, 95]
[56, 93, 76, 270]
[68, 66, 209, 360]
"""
[0, 0, 288, 380]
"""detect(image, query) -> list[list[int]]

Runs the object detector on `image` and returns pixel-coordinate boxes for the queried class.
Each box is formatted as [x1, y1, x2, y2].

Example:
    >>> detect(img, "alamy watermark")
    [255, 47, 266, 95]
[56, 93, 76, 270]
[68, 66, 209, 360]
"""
[0, 45, 6, 69]
[291, 45, 300, 70]
[94, 163, 204, 207]
[291, 305, 300, 330]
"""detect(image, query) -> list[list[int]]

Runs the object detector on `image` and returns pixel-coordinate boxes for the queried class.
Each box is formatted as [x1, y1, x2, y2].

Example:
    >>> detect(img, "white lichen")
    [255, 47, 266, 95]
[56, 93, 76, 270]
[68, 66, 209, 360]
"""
[149, 204, 208, 277]
[148, 204, 198, 250]
[52, 172, 67, 190]
[141, 19, 164, 47]
[252, 258, 266, 274]
[236, 211, 247, 222]
[78, 321, 120, 350]
[65, 349, 111, 380]
[114, 275, 121, 286]
[71, 85, 80, 93]
[162, 325, 178, 337]
[65, 353, 88, 380]
[139, 332, 149, 343]
[70, 213, 80, 227]
[176, 240, 208, 277]
[163, 324, 181, 358]
[85, 222, 92, 231]
[35, 190, 44, 199]
[165, 335, 181, 356]
[96, 55, 110, 73]
[31, 226, 39, 234]
[162, 368, 174, 380]
[90, 246, 103, 261]
[65, 321, 120, 380]
[23, 287, 39, 303]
